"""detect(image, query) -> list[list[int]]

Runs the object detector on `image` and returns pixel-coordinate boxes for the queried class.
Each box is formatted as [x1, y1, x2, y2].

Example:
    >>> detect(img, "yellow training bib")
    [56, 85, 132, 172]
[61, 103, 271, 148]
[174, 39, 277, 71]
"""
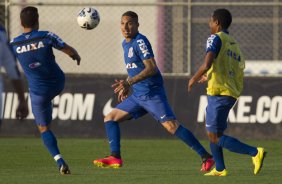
[206, 32, 245, 99]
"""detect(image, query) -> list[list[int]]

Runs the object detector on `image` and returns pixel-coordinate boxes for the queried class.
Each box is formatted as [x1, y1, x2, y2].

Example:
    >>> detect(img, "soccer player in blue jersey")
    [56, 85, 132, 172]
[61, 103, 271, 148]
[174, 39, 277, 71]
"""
[188, 9, 266, 176]
[10, 6, 81, 175]
[0, 25, 28, 121]
[93, 11, 214, 171]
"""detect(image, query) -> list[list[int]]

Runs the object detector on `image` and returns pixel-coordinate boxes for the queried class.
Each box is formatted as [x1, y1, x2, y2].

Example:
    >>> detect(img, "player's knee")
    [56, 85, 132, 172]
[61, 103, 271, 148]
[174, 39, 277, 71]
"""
[209, 137, 218, 144]
[104, 112, 118, 122]
[207, 132, 219, 143]
[162, 120, 179, 134]
[104, 114, 113, 122]
[104, 109, 130, 123]
[37, 125, 49, 133]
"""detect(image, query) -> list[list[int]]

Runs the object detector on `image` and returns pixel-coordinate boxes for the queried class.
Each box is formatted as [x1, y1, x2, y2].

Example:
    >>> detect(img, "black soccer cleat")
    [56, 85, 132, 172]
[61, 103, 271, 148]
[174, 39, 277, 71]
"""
[59, 164, 71, 175]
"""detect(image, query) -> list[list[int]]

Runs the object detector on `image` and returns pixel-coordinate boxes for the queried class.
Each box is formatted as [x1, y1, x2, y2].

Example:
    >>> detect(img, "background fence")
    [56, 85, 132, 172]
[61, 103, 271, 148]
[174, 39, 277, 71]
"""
[1, 0, 282, 76]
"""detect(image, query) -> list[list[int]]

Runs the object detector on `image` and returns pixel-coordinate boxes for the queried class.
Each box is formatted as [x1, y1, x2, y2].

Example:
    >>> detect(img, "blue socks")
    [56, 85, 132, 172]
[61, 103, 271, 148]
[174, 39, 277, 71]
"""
[218, 135, 258, 156]
[174, 125, 209, 157]
[41, 130, 65, 167]
[210, 142, 225, 171]
[105, 121, 121, 157]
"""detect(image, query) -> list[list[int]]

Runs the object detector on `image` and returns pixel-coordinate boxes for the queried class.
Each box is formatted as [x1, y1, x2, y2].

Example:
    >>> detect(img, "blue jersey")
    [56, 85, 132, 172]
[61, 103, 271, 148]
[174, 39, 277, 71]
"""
[122, 33, 164, 97]
[11, 30, 65, 95]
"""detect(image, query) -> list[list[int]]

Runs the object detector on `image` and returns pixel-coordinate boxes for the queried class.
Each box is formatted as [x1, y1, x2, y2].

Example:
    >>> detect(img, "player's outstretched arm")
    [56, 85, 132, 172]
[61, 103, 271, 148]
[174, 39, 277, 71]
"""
[11, 79, 29, 120]
[60, 44, 81, 65]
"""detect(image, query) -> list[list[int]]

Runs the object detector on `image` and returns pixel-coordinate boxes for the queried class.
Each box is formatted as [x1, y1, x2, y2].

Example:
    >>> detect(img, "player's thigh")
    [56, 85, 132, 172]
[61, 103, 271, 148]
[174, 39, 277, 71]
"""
[140, 93, 176, 123]
[114, 95, 147, 121]
[205, 95, 236, 133]
[30, 92, 53, 126]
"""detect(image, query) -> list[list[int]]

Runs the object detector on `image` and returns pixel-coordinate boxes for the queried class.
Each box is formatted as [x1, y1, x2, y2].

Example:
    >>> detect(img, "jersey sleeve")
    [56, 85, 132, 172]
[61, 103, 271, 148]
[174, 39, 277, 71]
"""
[135, 37, 154, 60]
[46, 32, 66, 50]
[0, 32, 21, 79]
[206, 34, 222, 58]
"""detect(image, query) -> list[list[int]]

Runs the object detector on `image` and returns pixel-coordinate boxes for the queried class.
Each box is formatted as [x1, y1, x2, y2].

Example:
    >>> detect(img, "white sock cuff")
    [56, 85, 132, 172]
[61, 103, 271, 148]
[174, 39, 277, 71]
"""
[54, 154, 62, 161]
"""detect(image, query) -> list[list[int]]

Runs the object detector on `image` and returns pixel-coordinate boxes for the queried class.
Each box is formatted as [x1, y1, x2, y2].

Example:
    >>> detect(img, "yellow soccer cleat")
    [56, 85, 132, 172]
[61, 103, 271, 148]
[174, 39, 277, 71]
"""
[204, 168, 228, 176]
[252, 147, 266, 175]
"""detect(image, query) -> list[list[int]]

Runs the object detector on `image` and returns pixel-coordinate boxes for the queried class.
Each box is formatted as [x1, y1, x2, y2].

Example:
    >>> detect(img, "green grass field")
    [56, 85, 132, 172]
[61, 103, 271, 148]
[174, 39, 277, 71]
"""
[0, 138, 281, 184]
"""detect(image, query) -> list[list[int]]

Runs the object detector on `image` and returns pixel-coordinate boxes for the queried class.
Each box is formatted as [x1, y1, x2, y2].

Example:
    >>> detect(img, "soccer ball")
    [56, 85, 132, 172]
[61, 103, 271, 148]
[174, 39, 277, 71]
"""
[77, 7, 100, 30]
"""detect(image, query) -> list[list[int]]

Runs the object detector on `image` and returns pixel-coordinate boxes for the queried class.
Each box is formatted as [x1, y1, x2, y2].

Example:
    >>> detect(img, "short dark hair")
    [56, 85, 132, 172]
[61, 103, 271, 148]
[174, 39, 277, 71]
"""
[122, 11, 138, 23]
[20, 6, 39, 28]
[212, 9, 232, 29]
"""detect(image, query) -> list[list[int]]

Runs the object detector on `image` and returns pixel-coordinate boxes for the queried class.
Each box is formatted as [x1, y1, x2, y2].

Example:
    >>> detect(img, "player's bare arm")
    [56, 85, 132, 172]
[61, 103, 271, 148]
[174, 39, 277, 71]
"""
[113, 58, 157, 95]
[128, 58, 158, 85]
[188, 52, 214, 92]
[61, 44, 81, 65]
[112, 58, 157, 101]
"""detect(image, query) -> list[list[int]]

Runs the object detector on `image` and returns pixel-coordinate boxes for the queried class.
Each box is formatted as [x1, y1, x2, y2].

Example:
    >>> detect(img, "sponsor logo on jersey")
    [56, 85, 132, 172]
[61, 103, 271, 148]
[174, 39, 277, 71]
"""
[137, 39, 150, 57]
[128, 47, 134, 58]
[126, 62, 137, 69]
[16, 41, 45, 54]
[29, 62, 41, 69]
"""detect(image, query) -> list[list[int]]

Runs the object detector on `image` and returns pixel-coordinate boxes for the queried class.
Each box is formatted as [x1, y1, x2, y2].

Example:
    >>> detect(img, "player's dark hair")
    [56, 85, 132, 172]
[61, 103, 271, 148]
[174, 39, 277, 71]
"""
[122, 11, 138, 23]
[212, 9, 232, 29]
[20, 6, 39, 28]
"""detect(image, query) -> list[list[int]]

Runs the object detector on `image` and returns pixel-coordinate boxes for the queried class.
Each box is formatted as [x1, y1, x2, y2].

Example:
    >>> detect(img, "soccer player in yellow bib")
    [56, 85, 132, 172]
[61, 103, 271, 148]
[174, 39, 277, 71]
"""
[188, 9, 266, 176]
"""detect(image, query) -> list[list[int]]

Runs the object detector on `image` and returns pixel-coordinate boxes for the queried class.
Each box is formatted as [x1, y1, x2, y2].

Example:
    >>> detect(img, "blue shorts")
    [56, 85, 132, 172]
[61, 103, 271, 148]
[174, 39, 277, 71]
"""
[205, 95, 236, 133]
[116, 93, 176, 123]
[30, 88, 63, 126]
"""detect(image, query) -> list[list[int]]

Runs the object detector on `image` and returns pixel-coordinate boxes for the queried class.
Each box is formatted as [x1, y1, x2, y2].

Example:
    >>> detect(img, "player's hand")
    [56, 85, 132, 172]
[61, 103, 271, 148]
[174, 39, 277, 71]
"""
[16, 100, 29, 120]
[117, 88, 129, 102]
[188, 79, 194, 92]
[70, 54, 81, 65]
[112, 79, 130, 94]
[112, 79, 131, 102]
[198, 74, 207, 83]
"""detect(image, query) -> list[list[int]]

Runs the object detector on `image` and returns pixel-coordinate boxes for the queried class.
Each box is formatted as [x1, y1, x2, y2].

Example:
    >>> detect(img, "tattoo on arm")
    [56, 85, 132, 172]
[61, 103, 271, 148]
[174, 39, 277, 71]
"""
[129, 58, 158, 85]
